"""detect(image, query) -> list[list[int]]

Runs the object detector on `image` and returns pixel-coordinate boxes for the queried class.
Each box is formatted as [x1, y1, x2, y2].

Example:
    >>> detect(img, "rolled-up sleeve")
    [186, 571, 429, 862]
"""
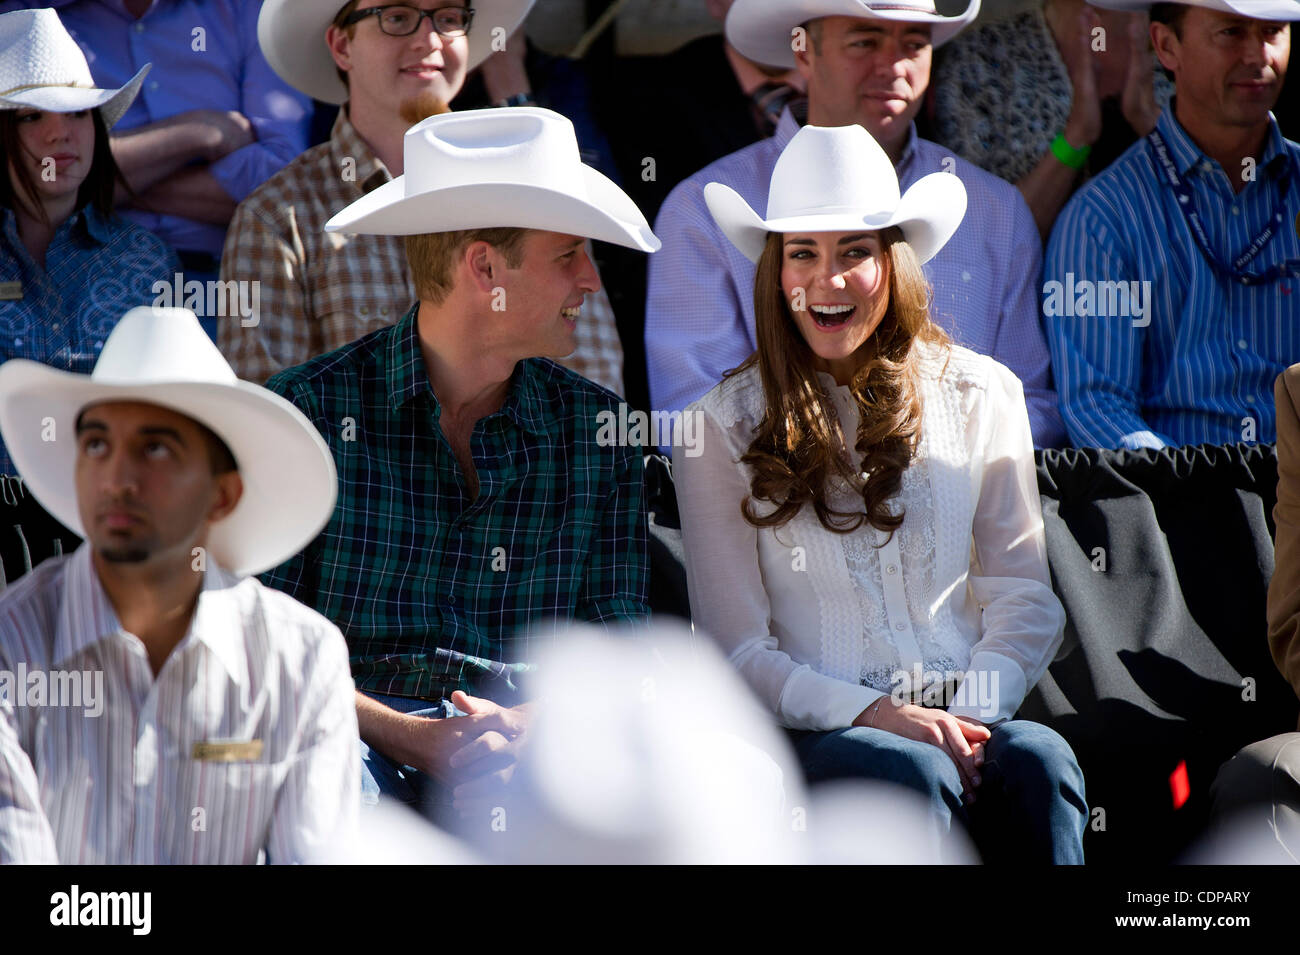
[206, 5, 311, 202]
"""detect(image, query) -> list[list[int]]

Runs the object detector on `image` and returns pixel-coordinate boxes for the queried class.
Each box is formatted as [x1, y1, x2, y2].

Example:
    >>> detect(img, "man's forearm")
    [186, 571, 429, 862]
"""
[129, 168, 237, 226]
[111, 118, 215, 194]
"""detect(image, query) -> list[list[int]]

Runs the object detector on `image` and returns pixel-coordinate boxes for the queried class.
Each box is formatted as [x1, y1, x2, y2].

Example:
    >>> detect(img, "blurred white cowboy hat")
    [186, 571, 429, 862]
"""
[726, 0, 981, 70]
[705, 122, 966, 264]
[259, 0, 535, 106]
[0, 307, 337, 577]
[1087, 0, 1300, 18]
[325, 106, 661, 251]
[0, 8, 147, 128]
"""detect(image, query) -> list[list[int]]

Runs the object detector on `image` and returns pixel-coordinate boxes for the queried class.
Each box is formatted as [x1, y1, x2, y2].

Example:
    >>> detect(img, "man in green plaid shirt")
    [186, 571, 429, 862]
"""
[258, 107, 661, 812]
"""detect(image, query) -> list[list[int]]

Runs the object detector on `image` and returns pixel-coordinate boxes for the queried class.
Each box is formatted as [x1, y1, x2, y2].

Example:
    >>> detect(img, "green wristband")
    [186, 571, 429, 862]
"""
[1051, 132, 1092, 170]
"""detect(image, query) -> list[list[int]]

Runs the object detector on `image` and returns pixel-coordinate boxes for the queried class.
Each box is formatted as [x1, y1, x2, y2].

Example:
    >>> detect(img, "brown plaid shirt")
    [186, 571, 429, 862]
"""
[219, 109, 625, 393]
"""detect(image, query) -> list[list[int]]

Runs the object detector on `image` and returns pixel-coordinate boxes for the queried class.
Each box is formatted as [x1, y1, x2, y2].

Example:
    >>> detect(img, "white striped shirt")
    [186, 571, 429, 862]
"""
[0, 545, 359, 863]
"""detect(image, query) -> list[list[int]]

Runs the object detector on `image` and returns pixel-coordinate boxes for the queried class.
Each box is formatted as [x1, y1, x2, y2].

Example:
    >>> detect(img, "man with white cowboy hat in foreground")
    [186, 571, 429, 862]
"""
[261, 106, 659, 815]
[646, 0, 1070, 449]
[221, 0, 627, 397]
[1045, 0, 1300, 450]
[0, 306, 359, 863]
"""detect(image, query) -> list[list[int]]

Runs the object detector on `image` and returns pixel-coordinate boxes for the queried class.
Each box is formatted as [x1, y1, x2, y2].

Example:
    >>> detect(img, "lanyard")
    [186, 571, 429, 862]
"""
[1146, 127, 1300, 286]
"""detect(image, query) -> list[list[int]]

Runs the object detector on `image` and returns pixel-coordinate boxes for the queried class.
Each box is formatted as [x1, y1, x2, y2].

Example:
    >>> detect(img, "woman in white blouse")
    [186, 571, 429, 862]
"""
[675, 123, 1087, 863]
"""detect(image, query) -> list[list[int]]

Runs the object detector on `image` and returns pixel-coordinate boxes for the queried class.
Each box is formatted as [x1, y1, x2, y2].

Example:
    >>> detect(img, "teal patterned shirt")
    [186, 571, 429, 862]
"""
[262, 303, 649, 701]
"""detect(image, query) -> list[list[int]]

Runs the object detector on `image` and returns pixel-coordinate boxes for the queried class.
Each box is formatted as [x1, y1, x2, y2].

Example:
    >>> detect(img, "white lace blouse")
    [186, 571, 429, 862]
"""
[673, 344, 1066, 731]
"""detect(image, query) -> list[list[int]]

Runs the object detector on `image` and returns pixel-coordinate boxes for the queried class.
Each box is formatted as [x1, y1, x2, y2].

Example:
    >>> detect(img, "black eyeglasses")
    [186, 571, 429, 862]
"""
[342, 5, 474, 38]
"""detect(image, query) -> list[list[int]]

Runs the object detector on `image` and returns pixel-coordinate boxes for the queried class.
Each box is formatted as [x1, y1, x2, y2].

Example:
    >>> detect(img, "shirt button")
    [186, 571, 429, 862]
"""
[1232, 206, 1241, 216]
[51, 323, 59, 331]
[13, 338, 20, 346]
[148, 81, 159, 92]
[1246, 395, 1256, 404]
[446, 594, 456, 606]
[360, 306, 369, 316]
[1236, 339, 1249, 349]
[134, 21, 145, 32]
[886, 564, 898, 575]
[961, 271, 971, 282]
[895, 622, 905, 631]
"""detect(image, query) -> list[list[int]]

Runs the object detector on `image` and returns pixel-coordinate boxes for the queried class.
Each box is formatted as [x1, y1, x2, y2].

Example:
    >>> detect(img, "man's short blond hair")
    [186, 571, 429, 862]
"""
[405, 228, 531, 305]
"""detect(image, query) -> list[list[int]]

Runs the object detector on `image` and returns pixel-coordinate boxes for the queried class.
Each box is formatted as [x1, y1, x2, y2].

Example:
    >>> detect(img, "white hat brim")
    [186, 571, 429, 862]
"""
[726, 0, 981, 70]
[1087, 0, 1300, 17]
[0, 63, 148, 128]
[259, 0, 536, 105]
[0, 362, 338, 578]
[706, 171, 966, 265]
[325, 164, 661, 251]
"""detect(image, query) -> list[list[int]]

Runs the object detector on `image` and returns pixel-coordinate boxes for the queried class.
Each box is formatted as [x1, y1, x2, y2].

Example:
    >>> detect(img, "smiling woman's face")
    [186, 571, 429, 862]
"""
[779, 230, 891, 383]
[8, 107, 94, 208]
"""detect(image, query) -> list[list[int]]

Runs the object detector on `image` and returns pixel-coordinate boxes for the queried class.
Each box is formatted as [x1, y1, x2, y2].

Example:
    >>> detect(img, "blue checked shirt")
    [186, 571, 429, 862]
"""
[1044, 106, 1300, 449]
[261, 304, 649, 703]
[0, 204, 178, 474]
[645, 106, 1067, 448]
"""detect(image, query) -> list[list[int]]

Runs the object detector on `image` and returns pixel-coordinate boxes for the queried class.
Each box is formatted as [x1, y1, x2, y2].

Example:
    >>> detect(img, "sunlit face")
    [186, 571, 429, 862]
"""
[780, 230, 891, 381]
[1154, 9, 1289, 129]
[8, 107, 94, 209]
[75, 401, 241, 568]
[485, 230, 601, 360]
[796, 17, 931, 148]
[327, 2, 471, 114]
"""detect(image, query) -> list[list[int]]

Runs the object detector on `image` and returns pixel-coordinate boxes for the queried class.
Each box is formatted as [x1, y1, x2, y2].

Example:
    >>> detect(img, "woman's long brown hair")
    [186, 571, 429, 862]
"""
[733, 227, 949, 539]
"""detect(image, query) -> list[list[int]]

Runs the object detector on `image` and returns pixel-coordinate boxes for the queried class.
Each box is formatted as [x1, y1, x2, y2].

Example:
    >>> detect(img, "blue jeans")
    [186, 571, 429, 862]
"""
[359, 692, 467, 821]
[789, 719, 1087, 864]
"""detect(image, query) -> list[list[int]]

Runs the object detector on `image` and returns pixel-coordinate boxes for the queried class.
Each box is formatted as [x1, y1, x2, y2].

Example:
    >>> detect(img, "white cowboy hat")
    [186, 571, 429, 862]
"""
[0, 8, 147, 128]
[705, 123, 966, 264]
[325, 106, 661, 251]
[259, 0, 536, 105]
[0, 307, 338, 578]
[1087, 0, 1300, 18]
[726, 0, 981, 70]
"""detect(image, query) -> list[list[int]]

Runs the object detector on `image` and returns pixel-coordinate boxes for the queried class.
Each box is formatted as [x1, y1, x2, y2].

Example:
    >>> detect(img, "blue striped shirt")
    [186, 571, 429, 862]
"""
[1043, 106, 1300, 449]
[645, 107, 1067, 448]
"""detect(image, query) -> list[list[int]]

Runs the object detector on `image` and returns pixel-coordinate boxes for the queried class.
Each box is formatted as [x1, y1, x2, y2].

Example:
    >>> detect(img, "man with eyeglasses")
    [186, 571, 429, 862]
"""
[216, 1, 626, 395]
[1044, 0, 1300, 449]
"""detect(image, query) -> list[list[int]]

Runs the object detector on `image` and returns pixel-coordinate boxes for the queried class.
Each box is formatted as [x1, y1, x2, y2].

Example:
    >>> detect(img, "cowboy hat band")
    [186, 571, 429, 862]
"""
[259, 0, 536, 106]
[0, 8, 147, 128]
[326, 106, 661, 251]
[725, 0, 982, 70]
[0, 307, 338, 578]
[705, 123, 967, 264]
[1087, 0, 1300, 18]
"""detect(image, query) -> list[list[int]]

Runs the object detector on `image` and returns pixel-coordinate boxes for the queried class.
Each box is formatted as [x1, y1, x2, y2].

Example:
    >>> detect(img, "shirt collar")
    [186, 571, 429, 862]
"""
[383, 302, 549, 436]
[1156, 102, 1288, 180]
[331, 106, 392, 195]
[0, 204, 111, 249]
[53, 545, 250, 686]
[773, 105, 918, 171]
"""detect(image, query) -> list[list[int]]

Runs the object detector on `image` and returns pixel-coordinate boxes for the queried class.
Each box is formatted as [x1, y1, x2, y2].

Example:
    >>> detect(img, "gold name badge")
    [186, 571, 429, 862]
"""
[192, 739, 264, 762]
[0, 281, 22, 301]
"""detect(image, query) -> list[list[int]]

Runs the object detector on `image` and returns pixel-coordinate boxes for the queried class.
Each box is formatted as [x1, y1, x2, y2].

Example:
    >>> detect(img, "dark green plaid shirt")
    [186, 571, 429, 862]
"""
[262, 303, 648, 702]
